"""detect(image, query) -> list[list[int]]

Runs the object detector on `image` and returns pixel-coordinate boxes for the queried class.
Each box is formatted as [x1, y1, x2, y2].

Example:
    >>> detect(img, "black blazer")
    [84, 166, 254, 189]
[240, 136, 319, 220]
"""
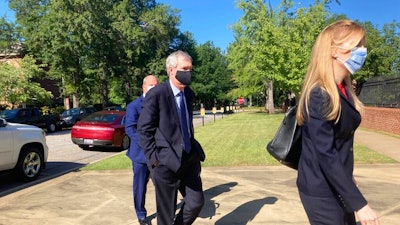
[138, 81, 204, 172]
[297, 86, 367, 212]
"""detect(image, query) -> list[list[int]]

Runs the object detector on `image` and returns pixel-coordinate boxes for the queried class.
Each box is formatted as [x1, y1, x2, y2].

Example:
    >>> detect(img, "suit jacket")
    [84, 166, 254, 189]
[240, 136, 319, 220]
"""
[125, 95, 146, 163]
[138, 81, 204, 173]
[297, 86, 367, 212]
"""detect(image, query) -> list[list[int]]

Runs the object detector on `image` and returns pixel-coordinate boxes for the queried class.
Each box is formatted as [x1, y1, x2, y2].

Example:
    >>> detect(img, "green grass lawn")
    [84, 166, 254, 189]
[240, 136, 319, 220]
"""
[83, 111, 396, 170]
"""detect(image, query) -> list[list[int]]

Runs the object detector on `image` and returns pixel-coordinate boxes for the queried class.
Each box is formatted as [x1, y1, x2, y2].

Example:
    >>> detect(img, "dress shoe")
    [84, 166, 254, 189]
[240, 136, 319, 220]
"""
[139, 218, 152, 225]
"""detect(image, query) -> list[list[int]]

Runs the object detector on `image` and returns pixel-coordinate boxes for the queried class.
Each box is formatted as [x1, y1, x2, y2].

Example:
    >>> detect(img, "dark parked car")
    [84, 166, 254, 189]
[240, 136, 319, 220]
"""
[0, 108, 60, 133]
[70, 110, 129, 150]
[58, 107, 96, 129]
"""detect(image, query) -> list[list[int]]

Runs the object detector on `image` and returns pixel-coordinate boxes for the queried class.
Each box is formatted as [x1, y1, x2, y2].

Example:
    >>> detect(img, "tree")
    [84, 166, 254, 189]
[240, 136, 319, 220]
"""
[228, 0, 276, 112]
[380, 22, 400, 75]
[8, 0, 184, 108]
[110, 1, 184, 104]
[228, 0, 346, 113]
[0, 17, 22, 56]
[190, 41, 235, 109]
[358, 21, 400, 80]
[0, 55, 53, 108]
[0, 18, 52, 108]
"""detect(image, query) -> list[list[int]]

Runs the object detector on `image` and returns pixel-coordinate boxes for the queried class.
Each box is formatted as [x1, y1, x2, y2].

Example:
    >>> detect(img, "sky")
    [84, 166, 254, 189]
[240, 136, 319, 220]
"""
[1, 0, 399, 51]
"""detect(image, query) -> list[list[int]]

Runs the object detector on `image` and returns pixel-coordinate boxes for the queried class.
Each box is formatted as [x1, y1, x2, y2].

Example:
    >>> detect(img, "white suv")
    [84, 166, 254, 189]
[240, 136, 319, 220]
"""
[0, 118, 49, 182]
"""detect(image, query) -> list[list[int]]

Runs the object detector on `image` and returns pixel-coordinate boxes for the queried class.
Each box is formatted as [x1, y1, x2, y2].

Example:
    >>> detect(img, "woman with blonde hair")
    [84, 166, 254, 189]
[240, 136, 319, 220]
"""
[296, 20, 380, 225]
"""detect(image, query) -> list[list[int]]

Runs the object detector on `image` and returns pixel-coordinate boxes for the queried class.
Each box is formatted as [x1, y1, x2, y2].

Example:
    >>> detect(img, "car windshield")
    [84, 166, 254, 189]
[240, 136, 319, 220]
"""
[105, 106, 123, 111]
[82, 113, 120, 122]
[62, 108, 80, 117]
[0, 109, 18, 119]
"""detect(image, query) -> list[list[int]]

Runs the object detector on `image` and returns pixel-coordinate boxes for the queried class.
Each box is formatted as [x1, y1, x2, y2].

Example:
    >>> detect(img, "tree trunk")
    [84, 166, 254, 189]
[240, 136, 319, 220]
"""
[102, 80, 109, 108]
[64, 97, 70, 110]
[71, 73, 80, 108]
[248, 95, 253, 108]
[73, 94, 79, 108]
[125, 81, 131, 105]
[264, 80, 275, 114]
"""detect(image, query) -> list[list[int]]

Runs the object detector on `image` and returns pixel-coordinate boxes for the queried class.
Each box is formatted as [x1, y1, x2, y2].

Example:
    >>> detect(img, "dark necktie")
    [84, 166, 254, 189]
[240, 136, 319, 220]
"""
[180, 92, 191, 153]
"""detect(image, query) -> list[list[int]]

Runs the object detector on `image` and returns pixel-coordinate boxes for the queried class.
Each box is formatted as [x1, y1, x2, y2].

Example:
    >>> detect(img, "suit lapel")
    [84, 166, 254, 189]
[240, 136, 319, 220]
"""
[338, 86, 361, 130]
[166, 82, 181, 125]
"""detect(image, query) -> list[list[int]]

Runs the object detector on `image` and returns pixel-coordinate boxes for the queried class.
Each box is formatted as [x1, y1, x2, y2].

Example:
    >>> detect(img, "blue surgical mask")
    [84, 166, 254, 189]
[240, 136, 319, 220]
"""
[337, 47, 367, 74]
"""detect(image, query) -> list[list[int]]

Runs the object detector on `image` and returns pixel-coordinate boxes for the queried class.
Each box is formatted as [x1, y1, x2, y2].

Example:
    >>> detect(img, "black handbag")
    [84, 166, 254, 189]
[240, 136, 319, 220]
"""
[266, 105, 302, 170]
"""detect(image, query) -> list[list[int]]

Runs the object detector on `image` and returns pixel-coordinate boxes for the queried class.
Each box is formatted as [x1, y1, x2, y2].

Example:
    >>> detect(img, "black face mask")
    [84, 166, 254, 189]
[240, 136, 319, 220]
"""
[175, 70, 192, 85]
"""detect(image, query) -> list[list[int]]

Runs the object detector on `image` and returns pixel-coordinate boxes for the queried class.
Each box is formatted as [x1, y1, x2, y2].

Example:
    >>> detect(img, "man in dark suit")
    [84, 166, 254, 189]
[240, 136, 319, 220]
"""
[138, 50, 205, 225]
[126, 75, 158, 225]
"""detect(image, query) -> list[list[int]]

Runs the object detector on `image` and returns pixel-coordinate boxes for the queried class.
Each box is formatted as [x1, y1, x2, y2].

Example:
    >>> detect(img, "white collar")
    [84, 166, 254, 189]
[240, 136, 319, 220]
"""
[169, 79, 181, 96]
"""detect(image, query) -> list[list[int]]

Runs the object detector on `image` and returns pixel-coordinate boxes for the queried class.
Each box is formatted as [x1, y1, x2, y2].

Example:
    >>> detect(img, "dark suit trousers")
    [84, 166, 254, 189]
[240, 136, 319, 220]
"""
[299, 190, 356, 225]
[133, 162, 150, 220]
[151, 151, 204, 225]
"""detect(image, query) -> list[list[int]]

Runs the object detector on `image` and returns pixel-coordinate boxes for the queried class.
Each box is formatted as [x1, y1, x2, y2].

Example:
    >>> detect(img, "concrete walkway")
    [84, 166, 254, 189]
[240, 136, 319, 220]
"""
[0, 124, 399, 225]
[355, 129, 400, 162]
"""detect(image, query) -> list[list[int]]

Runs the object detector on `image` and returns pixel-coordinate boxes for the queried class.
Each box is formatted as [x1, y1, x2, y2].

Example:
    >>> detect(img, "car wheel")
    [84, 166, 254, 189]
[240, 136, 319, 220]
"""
[15, 146, 43, 182]
[121, 135, 130, 150]
[47, 121, 57, 133]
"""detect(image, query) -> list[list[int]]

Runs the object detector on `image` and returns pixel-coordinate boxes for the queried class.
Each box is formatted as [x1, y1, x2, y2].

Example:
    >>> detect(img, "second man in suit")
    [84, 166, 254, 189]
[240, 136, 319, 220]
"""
[126, 75, 159, 225]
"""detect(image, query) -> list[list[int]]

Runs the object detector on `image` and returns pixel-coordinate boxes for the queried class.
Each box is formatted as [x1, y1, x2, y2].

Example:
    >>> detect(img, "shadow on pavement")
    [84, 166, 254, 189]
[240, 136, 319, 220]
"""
[0, 161, 85, 197]
[145, 182, 240, 224]
[146, 182, 276, 225]
[200, 182, 239, 219]
[80, 146, 125, 152]
[215, 196, 278, 225]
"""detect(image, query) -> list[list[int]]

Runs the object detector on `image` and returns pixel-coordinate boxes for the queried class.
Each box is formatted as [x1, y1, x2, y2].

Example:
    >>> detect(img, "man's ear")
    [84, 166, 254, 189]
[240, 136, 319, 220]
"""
[167, 66, 173, 76]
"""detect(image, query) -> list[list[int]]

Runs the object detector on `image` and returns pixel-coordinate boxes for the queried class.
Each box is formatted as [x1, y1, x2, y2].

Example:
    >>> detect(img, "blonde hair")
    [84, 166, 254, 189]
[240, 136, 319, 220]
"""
[296, 20, 365, 125]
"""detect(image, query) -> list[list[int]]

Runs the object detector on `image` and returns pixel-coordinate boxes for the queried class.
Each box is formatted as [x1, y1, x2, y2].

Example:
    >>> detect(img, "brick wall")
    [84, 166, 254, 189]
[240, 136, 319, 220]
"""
[360, 107, 400, 135]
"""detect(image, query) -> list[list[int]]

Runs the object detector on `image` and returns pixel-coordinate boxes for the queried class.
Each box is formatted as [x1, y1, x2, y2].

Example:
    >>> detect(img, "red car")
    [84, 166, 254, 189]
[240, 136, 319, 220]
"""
[71, 110, 129, 150]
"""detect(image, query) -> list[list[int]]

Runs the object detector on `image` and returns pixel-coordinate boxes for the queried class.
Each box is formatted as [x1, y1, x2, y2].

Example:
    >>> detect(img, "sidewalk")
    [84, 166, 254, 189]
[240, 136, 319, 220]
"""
[354, 129, 400, 162]
[0, 128, 399, 225]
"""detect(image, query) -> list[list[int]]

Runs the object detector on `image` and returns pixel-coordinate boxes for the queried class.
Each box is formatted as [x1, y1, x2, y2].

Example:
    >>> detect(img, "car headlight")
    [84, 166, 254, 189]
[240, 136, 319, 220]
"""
[64, 116, 73, 121]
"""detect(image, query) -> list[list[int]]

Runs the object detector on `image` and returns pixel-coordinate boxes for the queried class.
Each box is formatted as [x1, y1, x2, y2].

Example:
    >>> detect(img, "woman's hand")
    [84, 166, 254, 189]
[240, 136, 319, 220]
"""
[356, 204, 380, 225]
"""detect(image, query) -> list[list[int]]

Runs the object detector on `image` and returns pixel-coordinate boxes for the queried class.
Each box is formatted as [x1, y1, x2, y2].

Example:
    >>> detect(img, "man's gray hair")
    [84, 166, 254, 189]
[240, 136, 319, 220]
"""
[165, 50, 192, 75]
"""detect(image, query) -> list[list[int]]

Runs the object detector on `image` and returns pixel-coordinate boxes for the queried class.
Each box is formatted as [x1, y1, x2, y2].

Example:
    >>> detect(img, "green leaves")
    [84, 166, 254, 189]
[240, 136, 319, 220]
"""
[0, 55, 53, 107]
[229, 0, 399, 113]
[3, 0, 398, 109]
[7, 0, 185, 107]
[192, 41, 235, 108]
